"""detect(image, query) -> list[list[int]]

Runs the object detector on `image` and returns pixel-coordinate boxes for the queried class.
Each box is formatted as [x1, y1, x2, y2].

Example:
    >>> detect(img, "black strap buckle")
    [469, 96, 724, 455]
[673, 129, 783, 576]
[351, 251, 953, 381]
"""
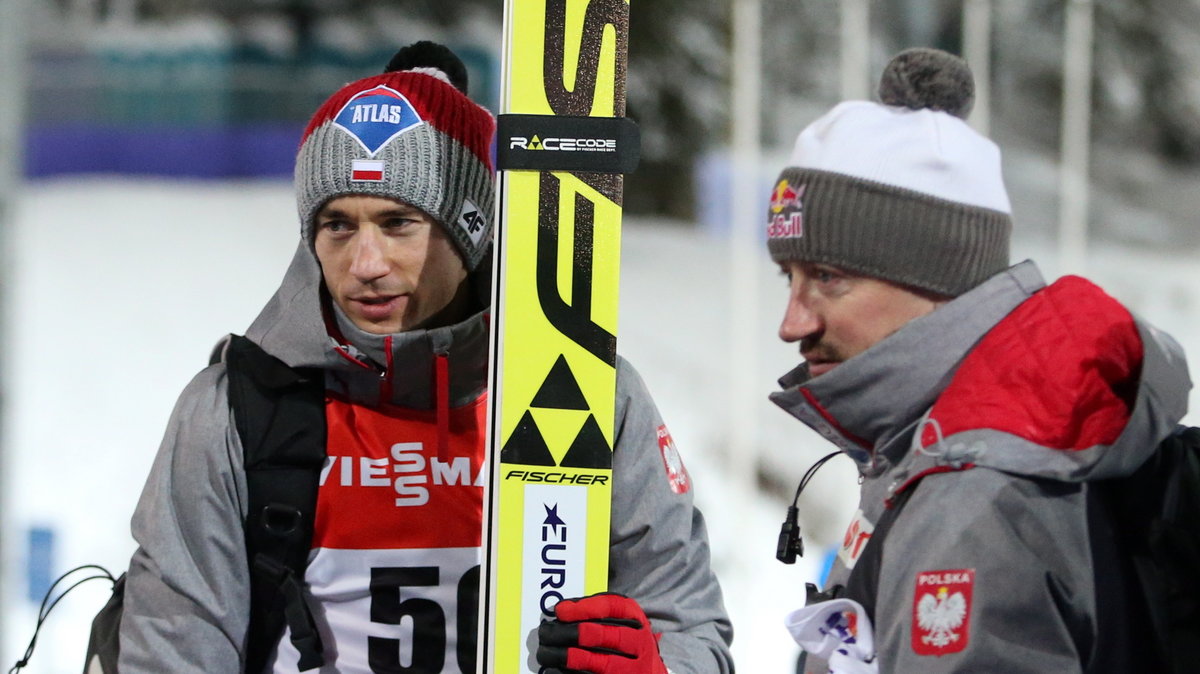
[252, 555, 324, 670]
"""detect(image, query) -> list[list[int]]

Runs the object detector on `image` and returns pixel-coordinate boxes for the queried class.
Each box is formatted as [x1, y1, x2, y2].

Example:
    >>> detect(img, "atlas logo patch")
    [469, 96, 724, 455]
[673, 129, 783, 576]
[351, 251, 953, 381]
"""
[767, 179, 805, 239]
[333, 84, 424, 156]
[912, 568, 974, 656]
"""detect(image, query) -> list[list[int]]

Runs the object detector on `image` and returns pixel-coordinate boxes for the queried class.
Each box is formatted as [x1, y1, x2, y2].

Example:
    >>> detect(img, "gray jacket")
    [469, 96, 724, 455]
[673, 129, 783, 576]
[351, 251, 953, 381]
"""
[118, 243, 733, 673]
[773, 261, 1191, 673]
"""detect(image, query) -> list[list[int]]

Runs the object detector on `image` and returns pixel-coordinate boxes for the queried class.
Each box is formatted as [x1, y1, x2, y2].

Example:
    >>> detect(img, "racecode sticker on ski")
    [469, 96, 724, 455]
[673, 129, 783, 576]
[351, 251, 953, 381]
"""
[480, 0, 632, 672]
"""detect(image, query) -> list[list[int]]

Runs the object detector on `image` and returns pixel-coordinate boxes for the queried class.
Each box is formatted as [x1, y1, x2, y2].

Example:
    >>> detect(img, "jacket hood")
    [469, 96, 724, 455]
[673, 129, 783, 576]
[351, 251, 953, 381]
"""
[242, 239, 491, 409]
[915, 273, 1189, 482]
[771, 261, 1191, 484]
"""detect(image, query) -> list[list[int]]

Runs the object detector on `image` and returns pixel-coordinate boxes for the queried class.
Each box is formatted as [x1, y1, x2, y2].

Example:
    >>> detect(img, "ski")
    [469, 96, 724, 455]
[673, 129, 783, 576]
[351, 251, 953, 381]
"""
[480, 0, 636, 671]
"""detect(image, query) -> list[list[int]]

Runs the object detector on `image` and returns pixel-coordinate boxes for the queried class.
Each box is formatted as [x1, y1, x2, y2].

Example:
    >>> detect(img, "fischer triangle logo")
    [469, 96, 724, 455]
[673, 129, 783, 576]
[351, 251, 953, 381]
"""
[500, 355, 612, 471]
[333, 85, 424, 156]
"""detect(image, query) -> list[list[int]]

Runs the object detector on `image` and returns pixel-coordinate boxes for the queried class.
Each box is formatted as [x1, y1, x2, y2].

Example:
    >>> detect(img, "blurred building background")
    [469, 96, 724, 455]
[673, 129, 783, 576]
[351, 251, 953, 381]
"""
[22, 0, 501, 179]
[14, 0, 1200, 222]
[2, 1, 1199, 672]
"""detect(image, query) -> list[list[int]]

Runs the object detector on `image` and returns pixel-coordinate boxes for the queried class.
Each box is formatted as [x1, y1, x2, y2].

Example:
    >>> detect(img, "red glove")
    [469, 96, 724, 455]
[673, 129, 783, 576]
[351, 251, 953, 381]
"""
[536, 593, 669, 674]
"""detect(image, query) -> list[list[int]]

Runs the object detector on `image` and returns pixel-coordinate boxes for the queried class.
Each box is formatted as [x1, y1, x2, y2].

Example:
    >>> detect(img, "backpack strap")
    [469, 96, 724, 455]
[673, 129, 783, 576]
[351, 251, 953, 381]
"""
[1155, 426, 1200, 672]
[225, 335, 327, 672]
[1093, 424, 1200, 674]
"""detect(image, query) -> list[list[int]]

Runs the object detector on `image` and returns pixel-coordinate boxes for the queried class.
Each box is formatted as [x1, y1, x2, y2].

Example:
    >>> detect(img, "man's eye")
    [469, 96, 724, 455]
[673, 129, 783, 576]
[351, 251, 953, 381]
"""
[813, 267, 841, 283]
[384, 217, 420, 231]
[321, 220, 350, 232]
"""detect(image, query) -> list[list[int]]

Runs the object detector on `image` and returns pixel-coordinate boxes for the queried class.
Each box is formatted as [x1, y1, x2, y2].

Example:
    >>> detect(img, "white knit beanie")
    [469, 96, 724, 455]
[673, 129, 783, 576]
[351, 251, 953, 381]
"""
[767, 48, 1012, 297]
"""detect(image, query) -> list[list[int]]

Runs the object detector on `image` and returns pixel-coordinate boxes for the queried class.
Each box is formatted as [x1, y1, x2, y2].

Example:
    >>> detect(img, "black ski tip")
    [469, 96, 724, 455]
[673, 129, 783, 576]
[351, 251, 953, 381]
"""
[383, 41, 469, 95]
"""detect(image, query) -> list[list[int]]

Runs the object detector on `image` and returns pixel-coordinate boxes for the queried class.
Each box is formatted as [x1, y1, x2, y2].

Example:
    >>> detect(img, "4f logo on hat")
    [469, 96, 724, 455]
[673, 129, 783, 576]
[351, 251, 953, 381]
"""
[767, 179, 805, 239]
[455, 198, 487, 247]
[333, 85, 424, 156]
[912, 568, 974, 656]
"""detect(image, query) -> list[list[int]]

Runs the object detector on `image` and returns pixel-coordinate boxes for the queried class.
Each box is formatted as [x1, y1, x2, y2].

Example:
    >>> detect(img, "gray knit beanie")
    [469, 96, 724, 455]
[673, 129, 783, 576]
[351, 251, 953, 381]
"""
[766, 48, 1012, 297]
[295, 42, 496, 271]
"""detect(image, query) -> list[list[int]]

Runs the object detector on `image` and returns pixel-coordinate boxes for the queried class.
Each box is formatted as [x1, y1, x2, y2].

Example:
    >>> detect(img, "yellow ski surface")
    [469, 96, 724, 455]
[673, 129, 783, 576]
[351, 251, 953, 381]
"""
[481, 0, 630, 672]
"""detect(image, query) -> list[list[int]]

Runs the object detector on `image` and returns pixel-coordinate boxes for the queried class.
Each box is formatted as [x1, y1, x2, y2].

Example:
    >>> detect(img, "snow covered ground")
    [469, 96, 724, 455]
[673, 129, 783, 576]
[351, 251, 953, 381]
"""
[1, 176, 1197, 673]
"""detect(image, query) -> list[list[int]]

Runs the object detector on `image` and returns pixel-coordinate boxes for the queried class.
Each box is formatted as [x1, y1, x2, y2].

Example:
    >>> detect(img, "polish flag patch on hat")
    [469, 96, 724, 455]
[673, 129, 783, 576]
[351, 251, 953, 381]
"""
[912, 568, 974, 656]
[333, 84, 424, 156]
[350, 159, 385, 182]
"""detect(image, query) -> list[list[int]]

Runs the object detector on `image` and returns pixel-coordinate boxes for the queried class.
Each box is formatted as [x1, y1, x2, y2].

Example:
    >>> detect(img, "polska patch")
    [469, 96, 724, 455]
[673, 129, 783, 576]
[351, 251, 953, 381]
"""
[656, 425, 691, 494]
[333, 84, 424, 156]
[766, 179, 805, 239]
[912, 568, 974, 656]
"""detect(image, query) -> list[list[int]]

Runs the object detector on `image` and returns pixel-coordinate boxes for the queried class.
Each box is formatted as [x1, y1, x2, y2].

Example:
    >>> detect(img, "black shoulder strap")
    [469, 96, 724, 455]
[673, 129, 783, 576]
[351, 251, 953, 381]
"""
[225, 335, 327, 672]
[806, 486, 915, 617]
[837, 487, 914, 622]
[1157, 426, 1200, 673]
[1095, 425, 1200, 674]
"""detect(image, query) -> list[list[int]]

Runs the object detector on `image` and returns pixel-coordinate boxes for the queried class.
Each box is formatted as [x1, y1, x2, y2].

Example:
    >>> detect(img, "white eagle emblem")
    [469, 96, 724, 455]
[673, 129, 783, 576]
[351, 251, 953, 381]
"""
[916, 586, 968, 648]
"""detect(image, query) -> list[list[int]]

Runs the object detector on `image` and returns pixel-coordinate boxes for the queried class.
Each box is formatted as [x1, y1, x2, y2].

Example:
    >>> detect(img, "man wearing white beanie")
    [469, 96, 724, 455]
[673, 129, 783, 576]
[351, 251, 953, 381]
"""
[769, 48, 1191, 673]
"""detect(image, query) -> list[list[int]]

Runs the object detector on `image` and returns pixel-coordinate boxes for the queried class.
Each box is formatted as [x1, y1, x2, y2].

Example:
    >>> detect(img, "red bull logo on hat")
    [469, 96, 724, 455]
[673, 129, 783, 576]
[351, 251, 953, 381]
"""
[333, 85, 425, 156]
[770, 179, 803, 214]
[767, 179, 805, 239]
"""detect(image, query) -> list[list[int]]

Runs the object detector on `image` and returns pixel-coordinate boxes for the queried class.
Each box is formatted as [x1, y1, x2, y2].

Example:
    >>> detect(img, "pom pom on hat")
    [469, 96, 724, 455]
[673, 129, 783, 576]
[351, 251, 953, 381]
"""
[295, 41, 496, 271]
[383, 40, 470, 95]
[878, 47, 974, 119]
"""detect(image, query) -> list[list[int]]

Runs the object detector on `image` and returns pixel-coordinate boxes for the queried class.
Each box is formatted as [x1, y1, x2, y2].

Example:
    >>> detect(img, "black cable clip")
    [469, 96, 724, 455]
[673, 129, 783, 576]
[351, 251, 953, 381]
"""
[776, 451, 842, 565]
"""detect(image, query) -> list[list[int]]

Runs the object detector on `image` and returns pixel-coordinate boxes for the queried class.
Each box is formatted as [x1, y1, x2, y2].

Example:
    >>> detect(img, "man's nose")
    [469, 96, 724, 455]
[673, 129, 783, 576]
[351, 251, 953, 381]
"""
[778, 296, 821, 343]
[349, 228, 389, 281]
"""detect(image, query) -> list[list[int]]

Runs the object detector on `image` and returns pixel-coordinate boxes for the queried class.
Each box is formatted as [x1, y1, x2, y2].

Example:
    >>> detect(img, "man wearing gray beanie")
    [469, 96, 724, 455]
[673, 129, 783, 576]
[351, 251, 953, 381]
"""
[770, 48, 1191, 673]
[115, 42, 732, 674]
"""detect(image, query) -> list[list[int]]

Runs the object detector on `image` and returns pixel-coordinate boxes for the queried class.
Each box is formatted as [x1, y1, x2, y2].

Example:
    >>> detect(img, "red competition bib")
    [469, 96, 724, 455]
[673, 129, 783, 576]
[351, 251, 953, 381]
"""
[273, 392, 488, 674]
